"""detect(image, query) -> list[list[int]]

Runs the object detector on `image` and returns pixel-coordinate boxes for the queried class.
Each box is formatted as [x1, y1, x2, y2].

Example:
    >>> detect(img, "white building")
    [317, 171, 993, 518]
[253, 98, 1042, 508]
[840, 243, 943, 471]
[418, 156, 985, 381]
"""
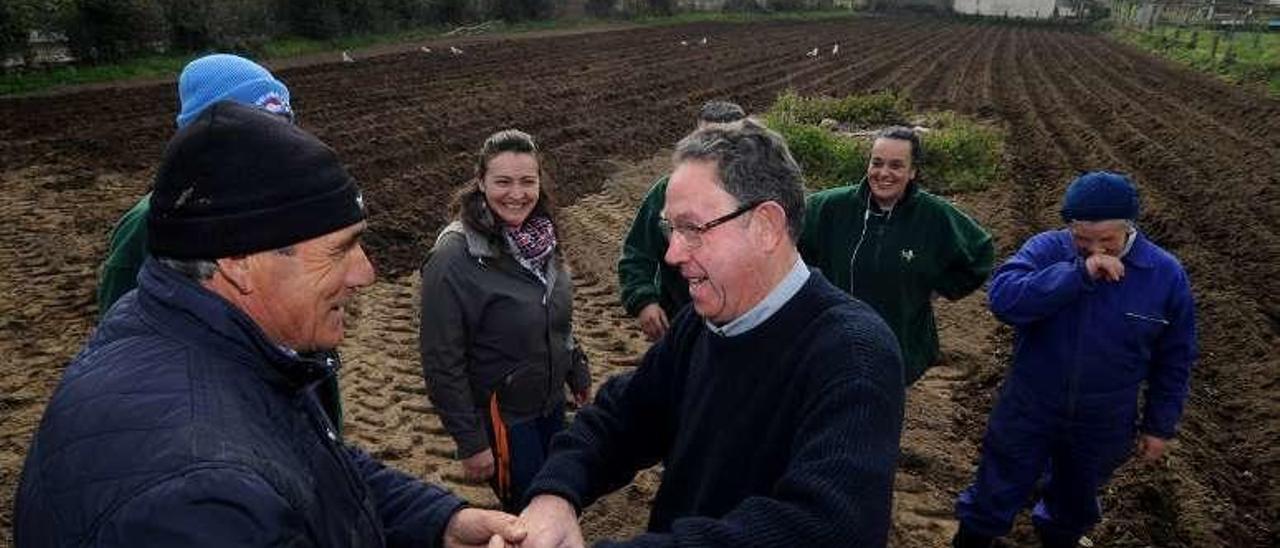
[953, 0, 1064, 18]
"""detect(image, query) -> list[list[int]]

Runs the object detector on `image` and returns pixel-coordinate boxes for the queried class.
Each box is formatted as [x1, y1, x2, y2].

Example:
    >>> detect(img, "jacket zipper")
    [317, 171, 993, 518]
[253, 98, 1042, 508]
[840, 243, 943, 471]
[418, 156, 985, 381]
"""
[542, 260, 557, 414]
[1067, 298, 1087, 421]
[503, 254, 560, 417]
[305, 379, 384, 545]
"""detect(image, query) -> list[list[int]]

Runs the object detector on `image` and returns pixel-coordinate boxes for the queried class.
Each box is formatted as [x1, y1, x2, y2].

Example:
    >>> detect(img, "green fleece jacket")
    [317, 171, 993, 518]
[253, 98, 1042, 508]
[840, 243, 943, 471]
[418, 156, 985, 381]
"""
[617, 176, 690, 318]
[98, 194, 151, 316]
[800, 182, 994, 385]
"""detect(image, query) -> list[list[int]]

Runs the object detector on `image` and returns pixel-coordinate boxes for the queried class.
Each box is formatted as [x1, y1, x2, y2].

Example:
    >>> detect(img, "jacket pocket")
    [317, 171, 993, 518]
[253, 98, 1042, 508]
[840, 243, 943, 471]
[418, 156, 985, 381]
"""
[1121, 311, 1168, 364]
[493, 361, 551, 417]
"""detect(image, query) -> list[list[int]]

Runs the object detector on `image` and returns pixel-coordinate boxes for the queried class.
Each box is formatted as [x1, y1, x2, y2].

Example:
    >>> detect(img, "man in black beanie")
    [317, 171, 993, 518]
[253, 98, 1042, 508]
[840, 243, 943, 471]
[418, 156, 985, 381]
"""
[15, 101, 526, 548]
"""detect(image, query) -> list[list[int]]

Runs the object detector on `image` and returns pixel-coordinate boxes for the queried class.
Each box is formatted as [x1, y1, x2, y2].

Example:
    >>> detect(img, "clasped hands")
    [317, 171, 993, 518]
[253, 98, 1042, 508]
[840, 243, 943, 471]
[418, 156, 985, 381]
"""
[446, 494, 585, 548]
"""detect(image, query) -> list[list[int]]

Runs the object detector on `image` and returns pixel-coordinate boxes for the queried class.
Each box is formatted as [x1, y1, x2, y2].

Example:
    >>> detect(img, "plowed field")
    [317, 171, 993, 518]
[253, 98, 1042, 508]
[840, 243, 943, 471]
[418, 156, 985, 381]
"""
[1, 16, 1276, 547]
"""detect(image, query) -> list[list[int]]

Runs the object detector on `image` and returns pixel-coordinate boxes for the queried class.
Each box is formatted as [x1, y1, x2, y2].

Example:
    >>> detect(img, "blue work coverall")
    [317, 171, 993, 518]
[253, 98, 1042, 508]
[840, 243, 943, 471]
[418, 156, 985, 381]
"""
[956, 229, 1197, 542]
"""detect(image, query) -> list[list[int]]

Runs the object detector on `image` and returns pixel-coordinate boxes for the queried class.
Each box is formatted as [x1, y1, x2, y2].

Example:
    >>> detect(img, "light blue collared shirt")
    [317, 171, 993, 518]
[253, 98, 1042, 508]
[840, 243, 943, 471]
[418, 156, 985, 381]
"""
[706, 256, 811, 338]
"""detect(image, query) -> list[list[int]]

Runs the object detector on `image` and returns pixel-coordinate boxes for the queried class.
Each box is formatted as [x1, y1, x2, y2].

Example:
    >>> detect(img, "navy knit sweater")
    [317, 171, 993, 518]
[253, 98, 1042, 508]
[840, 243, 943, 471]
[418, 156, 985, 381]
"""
[527, 270, 905, 547]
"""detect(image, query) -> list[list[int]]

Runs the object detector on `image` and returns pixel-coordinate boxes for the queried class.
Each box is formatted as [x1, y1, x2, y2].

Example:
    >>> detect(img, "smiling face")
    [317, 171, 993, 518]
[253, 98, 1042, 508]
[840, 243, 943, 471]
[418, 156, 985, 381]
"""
[662, 160, 771, 325]
[242, 221, 375, 352]
[480, 152, 541, 227]
[866, 137, 917, 209]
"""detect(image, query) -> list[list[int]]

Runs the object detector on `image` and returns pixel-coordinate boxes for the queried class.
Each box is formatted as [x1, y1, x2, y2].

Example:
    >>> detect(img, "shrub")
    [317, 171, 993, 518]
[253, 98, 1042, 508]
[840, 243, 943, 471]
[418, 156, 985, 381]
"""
[64, 0, 168, 63]
[493, 0, 554, 22]
[162, 0, 274, 51]
[765, 91, 1003, 194]
[769, 88, 910, 127]
[284, 0, 343, 40]
[383, 0, 435, 27]
[722, 0, 766, 14]
[917, 111, 1002, 194]
[765, 117, 870, 191]
[0, 1, 30, 62]
[432, 0, 478, 24]
[648, 0, 675, 16]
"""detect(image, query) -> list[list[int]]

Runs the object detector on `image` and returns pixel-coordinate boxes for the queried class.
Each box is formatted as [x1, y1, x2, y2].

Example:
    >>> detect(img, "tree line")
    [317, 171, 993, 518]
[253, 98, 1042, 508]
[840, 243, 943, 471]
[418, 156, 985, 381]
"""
[0, 0, 678, 65]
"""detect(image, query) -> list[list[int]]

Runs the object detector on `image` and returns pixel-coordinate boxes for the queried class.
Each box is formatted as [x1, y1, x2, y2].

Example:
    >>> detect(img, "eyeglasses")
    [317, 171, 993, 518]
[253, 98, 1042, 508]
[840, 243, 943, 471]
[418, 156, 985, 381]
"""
[658, 200, 764, 249]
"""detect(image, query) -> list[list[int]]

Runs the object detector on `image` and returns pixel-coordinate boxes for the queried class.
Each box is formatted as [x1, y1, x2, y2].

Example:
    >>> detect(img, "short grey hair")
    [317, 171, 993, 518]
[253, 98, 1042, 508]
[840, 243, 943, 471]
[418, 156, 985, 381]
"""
[672, 118, 806, 242]
[156, 246, 295, 282]
[157, 257, 218, 281]
[698, 101, 746, 124]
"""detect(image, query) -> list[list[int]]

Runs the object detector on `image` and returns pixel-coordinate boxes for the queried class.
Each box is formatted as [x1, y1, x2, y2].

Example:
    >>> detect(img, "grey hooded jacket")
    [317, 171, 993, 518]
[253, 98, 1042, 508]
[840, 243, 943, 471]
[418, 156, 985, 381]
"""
[419, 221, 590, 459]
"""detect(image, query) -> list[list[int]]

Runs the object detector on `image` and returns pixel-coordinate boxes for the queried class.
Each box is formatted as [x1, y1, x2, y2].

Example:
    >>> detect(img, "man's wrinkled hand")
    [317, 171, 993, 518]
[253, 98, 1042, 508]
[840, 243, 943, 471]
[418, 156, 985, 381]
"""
[637, 303, 669, 342]
[1085, 254, 1125, 282]
[444, 508, 526, 548]
[518, 494, 585, 548]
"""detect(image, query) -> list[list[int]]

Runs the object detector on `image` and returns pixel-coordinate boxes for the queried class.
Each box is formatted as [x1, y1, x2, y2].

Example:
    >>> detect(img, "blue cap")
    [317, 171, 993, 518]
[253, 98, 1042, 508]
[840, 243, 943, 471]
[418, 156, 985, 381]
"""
[176, 54, 293, 128]
[1060, 171, 1139, 223]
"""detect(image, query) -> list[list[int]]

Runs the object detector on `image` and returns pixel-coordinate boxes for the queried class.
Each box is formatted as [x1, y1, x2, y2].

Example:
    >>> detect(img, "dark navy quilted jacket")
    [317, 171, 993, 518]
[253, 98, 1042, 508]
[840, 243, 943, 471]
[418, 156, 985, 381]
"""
[15, 259, 464, 547]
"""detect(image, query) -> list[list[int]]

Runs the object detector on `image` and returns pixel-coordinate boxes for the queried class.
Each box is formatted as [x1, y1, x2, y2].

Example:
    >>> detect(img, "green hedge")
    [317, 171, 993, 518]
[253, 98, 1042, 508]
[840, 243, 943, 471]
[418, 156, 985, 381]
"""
[917, 111, 1003, 194]
[768, 88, 910, 127]
[765, 91, 1003, 194]
[64, 0, 169, 63]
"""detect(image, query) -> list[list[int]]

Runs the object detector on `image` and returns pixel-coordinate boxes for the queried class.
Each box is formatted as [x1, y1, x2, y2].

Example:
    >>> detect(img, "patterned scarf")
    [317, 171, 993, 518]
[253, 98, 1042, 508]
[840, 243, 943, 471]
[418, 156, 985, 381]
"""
[502, 215, 557, 276]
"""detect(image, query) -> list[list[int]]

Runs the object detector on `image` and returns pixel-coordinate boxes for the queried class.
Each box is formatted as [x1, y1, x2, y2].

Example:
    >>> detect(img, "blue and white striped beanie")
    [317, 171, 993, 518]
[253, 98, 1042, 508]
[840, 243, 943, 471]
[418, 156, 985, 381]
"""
[176, 54, 293, 128]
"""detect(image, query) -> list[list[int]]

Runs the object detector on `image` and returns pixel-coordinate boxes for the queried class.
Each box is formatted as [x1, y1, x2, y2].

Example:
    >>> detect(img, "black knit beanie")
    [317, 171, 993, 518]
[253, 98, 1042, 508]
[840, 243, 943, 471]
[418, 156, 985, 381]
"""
[149, 100, 365, 259]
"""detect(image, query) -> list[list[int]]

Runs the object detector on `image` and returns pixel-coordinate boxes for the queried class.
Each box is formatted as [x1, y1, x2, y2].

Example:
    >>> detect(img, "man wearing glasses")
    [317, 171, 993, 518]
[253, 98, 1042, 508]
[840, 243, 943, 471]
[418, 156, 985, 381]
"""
[617, 100, 746, 342]
[515, 120, 906, 547]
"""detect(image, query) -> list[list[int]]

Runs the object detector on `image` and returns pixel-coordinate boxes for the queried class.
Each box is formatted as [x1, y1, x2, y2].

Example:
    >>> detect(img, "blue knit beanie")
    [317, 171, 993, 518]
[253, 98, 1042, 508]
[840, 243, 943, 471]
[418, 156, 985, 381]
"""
[176, 54, 292, 128]
[1060, 171, 1139, 223]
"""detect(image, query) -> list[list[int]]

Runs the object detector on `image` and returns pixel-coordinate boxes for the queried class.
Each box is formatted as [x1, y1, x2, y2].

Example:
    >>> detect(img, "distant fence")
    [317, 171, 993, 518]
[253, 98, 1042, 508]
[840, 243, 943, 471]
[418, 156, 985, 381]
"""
[1110, 0, 1280, 32]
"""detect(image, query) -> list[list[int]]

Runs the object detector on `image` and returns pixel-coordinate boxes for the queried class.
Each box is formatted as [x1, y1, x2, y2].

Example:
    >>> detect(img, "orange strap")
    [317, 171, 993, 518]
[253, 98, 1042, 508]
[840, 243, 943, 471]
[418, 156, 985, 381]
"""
[488, 392, 512, 505]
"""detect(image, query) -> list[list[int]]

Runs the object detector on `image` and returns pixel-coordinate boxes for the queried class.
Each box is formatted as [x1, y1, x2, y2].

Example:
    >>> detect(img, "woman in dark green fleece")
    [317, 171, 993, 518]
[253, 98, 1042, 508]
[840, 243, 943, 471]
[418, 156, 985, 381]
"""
[800, 126, 995, 385]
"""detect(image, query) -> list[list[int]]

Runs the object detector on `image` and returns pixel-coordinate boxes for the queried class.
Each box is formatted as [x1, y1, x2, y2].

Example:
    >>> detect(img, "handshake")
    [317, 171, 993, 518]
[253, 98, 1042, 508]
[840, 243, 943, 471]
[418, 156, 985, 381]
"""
[448, 494, 585, 548]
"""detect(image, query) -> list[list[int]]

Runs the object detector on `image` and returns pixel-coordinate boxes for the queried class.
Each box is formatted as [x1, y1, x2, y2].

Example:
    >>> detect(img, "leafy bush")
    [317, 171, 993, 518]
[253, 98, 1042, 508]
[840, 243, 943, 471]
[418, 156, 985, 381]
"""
[648, 0, 675, 16]
[493, 0, 554, 22]
[64, 0, 168, 63]
[383, 0, 435, 27]
[765, 117, 870, 191]
[917, 111, 1002, 194]
[0, 1, 30, 61]
[768, 88, 910, 127]
[163, 0, 274, 51]
[722, 0, 766, 14]
[432, 0, 478, 24]
[284, 0, 343, 39]
[765, 91, 1003, 194]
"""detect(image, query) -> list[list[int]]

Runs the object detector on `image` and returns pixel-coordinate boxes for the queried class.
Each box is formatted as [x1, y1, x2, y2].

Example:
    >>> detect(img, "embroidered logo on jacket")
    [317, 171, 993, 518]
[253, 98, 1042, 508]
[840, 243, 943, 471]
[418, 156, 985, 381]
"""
[901, 249, 915, 262]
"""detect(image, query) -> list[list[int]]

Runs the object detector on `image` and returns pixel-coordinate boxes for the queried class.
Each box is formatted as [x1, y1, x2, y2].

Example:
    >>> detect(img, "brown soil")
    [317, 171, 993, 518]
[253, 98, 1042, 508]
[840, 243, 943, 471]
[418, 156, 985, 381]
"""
[2, 16, 1277, 547]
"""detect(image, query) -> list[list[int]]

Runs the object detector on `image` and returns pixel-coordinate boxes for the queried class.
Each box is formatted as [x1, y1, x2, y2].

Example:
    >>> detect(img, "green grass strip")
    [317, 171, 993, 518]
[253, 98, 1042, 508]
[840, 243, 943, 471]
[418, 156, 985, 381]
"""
[1110, 25, 1279, 97]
